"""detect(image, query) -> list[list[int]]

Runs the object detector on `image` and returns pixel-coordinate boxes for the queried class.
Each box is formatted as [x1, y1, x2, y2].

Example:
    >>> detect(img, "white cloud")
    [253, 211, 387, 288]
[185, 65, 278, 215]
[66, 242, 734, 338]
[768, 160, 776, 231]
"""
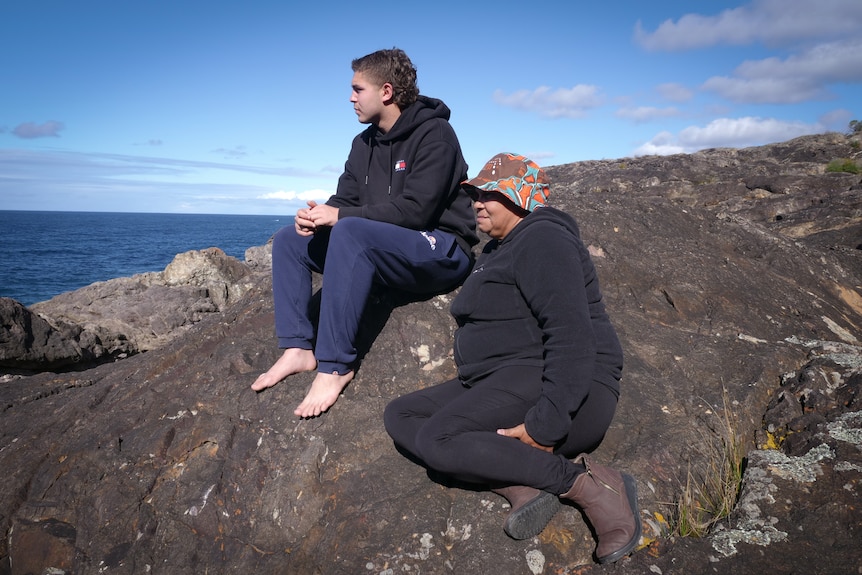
[523, 151, 556, 162]
[656, 83, 694, 103]
[258, 189, 331, 202]
[212, 146, 249, 160]
[703, 38, 862, 103]
[616, 106, 682, 124]
[633, 116, 823, 156]
[634, 0, 862, 51]
[819, 108, 854, 132]
[12, 120, 65, 139]
[493, 85, 603, 118]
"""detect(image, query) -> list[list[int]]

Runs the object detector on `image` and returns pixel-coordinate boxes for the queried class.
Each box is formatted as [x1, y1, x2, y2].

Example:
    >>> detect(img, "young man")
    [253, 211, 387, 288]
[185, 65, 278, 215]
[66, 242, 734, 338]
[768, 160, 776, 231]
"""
[252, 48, 478, 418]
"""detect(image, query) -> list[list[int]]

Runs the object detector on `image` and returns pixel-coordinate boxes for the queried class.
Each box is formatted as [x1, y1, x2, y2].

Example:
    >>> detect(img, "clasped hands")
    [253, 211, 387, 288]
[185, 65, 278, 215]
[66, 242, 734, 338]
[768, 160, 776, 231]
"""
[295, 200, 339, 236]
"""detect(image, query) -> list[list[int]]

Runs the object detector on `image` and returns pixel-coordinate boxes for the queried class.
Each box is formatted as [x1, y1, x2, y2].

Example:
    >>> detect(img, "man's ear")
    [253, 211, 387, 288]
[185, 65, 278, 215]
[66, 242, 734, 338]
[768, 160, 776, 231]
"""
[380, 82, 395, 104]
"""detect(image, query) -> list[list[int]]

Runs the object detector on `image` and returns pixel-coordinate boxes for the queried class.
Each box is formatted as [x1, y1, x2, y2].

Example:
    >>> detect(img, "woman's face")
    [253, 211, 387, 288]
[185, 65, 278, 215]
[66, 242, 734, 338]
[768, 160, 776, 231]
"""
[473, 191, 525, 239]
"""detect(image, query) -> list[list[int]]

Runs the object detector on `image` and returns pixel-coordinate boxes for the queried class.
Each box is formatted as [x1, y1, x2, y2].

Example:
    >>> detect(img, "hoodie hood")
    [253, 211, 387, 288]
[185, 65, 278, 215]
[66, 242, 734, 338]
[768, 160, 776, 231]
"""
[498, 206, 581, 247]
[379, 96, 451, 142]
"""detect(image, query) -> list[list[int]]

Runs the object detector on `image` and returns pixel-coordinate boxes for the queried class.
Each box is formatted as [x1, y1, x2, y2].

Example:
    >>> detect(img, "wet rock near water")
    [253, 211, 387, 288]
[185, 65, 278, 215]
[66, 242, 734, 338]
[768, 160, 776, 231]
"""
[1, 133, 861, 574]
[1, 247, 267, 373]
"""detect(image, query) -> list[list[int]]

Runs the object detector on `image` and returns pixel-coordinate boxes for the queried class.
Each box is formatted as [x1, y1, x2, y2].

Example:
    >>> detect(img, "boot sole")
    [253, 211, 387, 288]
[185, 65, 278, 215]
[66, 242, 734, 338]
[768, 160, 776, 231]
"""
[597, 473, 642, 564]
[503, 490, 563, 540]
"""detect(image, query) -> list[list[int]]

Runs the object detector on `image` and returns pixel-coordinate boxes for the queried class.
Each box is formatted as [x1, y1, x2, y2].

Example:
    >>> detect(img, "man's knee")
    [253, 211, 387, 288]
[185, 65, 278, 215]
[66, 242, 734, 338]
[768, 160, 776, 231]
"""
[329, 217, 375, 245]
[273, 225, 301, 254]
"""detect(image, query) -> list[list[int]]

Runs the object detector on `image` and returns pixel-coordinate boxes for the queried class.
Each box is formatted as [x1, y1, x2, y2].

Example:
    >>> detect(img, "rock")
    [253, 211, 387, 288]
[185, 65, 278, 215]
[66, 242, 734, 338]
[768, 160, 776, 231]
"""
[1, 133, 861, 574]
[161, 247, 257, 310]
[244, 239, 273, 270]
[0, 297, 89, 371]
[581, 348, 862, 575]
[0, 247, 268, 373]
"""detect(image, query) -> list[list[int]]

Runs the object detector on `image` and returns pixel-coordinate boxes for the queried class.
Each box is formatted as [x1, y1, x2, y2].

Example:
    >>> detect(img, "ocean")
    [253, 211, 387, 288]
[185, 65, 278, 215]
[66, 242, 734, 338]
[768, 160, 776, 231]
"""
[0, 210, 292, 307]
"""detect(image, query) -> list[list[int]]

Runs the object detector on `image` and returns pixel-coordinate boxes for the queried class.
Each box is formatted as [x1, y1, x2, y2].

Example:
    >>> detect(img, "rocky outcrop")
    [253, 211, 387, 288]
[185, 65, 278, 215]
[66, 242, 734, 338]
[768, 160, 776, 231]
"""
[0, 133, 860, 574]
[0, 298, 90, 371]
[1, 247, 267, 373]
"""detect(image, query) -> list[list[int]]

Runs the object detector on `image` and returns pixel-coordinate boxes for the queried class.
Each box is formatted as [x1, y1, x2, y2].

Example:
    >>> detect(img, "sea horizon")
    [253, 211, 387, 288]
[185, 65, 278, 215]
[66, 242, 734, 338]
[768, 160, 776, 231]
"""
[0, 210, 291, 306]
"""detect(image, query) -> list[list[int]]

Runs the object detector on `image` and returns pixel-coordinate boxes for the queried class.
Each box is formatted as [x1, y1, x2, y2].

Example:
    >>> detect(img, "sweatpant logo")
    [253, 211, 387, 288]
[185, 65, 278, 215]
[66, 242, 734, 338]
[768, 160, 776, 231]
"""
[420, 231, 437, 250]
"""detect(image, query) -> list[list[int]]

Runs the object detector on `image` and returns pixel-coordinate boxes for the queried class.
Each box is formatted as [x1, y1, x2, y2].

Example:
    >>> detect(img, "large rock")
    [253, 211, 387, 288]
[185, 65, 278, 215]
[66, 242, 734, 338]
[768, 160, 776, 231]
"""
[0, 133, 860, 574]
[0, 297, 89, 371]
[0, 247, 264, 373]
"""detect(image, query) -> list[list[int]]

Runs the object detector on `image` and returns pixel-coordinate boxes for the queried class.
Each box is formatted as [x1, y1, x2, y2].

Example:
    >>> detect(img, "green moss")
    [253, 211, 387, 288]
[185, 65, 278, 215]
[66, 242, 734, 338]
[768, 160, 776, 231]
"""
[826, 158, 859, 174]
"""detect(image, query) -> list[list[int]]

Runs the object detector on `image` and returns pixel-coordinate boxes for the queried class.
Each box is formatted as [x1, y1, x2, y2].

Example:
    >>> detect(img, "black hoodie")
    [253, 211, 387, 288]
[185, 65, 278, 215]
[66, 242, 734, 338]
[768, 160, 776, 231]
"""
[450, 206, 623, 446]
[325, 96, 478, 255]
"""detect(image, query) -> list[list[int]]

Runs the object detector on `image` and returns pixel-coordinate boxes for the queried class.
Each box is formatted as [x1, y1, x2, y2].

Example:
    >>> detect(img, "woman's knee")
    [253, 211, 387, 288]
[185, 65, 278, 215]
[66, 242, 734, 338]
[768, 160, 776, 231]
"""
[413, 424, 456, 472]
[557, 384, 618, 458]
[382, 397, 407, 440]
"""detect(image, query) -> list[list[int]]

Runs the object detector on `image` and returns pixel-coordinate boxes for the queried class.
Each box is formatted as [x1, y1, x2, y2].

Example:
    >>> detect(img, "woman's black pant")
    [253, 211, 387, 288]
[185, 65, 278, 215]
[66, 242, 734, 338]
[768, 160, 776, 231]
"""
[383, 364, 618, 495]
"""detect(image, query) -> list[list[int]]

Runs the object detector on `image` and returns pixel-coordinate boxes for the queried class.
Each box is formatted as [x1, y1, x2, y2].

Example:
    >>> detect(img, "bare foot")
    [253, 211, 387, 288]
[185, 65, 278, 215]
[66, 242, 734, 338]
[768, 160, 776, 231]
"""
[251, 348, 317, 391]
[294, 370, 354, 418]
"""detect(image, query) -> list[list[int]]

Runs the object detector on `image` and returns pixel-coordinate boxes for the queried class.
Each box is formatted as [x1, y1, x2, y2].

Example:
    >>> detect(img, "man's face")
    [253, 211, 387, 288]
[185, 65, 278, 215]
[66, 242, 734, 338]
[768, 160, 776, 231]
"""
[350, 71, 387, 125]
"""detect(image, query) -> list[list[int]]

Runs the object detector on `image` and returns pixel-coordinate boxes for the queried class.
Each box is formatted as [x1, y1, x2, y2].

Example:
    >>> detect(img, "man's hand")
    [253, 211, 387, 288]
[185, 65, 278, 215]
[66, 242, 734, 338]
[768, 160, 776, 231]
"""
[306, 203, 339, 228]
[497, 423, 554, 453]
[294, 200, 318, 236]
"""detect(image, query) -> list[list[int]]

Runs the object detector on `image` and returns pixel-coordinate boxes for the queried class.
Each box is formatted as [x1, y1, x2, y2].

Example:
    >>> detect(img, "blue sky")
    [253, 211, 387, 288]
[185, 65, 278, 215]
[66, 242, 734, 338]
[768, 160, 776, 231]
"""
[2, 0, 860, 216]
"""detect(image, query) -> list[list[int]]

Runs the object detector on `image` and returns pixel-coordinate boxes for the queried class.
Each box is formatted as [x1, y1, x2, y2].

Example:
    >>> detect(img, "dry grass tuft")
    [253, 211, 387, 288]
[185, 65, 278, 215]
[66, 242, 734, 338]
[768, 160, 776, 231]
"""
[672, 387, 746, 538]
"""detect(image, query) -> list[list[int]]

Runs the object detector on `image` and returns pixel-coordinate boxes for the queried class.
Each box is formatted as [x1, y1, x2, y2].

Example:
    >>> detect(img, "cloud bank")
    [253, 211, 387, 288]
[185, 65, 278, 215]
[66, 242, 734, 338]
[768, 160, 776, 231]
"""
[633, 116, 822, 156]
[493, 85, 603, 118]
[0, 148, 331, 215]
[634, 0, 862, 51]
[702, 38, 862, 104]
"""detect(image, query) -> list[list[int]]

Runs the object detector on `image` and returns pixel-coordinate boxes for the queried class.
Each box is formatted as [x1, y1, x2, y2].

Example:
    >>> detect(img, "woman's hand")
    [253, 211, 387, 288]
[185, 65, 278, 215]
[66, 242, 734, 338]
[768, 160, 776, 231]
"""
[497, 423, 554, 453]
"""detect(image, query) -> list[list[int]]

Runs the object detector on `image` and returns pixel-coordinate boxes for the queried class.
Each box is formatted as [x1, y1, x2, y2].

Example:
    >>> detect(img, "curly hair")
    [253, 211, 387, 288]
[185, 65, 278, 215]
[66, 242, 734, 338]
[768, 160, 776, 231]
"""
[352, 48, 419, 110]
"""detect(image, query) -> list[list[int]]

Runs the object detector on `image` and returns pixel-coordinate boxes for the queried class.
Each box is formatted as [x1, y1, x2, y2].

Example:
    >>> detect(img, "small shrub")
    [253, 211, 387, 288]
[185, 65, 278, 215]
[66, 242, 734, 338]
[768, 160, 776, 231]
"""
[826, 158, 860, 174]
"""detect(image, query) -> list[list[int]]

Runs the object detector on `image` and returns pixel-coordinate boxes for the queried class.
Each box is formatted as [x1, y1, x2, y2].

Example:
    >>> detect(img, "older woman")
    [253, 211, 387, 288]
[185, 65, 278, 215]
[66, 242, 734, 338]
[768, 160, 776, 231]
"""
[383, 153, 640, 564]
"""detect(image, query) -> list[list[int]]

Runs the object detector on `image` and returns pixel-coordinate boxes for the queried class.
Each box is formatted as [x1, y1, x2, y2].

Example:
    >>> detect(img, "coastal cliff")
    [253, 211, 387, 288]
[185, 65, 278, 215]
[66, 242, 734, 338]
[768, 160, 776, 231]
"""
[1, 133, 860, 574]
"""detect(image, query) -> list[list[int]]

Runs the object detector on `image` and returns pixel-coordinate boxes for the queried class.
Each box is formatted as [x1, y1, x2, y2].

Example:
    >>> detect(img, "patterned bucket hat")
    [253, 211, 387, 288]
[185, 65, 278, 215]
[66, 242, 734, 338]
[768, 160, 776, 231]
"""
[461, 152, 550, 212]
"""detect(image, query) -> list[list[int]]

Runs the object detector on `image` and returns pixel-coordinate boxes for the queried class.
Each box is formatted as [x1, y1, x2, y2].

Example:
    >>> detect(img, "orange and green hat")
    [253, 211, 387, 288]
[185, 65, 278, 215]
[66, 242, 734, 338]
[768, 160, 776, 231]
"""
[461, 153, 550, 212]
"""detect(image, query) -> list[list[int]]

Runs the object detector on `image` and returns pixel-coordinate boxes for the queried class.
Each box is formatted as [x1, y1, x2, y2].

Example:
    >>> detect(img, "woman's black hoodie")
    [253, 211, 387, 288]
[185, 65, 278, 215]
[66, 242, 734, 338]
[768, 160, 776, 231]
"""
[450, 206, 623, 446]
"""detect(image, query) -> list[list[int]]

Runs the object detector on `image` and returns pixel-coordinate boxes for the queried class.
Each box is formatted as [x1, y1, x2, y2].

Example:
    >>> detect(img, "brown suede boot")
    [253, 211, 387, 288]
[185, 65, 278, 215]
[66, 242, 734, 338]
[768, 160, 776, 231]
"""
[491, 485, 563, 540]
[560, 455, 641, 564]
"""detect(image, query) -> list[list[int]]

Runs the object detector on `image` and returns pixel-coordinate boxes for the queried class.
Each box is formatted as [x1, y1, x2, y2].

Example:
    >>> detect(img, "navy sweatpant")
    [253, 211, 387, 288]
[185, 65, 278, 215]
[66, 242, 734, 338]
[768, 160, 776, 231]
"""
[383, 365, 618, 495]
[271, 217, 472, 375]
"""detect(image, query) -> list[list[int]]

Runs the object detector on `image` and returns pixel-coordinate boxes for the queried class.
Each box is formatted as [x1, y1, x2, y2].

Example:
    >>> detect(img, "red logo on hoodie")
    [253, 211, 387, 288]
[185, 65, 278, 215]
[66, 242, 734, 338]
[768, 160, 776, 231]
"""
[394, 159, 407, 172]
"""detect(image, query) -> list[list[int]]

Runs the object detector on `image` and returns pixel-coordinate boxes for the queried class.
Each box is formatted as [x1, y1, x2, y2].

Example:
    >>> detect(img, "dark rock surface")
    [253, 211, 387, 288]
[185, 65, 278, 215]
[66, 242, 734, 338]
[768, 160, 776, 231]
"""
[0, 297, 91, 371]
[1, 133, 860, 574]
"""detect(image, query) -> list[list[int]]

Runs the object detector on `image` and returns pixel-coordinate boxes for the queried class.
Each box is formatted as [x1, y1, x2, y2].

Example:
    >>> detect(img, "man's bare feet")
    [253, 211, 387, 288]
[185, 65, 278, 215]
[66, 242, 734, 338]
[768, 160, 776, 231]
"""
[294, 370, 354, 418]
[251, 348, 317, 391]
